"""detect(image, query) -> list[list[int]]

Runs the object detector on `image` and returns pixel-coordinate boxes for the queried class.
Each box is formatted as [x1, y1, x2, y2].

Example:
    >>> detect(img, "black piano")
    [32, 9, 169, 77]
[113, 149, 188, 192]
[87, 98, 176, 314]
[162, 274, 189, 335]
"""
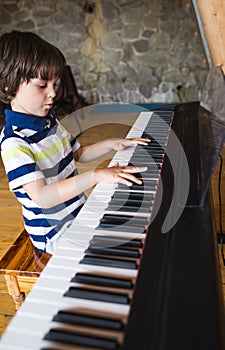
[0, 67, 224, 350]
[123, 100, 225, 350]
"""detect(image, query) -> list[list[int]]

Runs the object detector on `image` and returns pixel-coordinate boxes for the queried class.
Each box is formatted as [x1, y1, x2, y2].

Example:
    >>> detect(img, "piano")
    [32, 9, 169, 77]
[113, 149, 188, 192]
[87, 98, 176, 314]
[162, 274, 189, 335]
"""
[0, 69, 225, 349]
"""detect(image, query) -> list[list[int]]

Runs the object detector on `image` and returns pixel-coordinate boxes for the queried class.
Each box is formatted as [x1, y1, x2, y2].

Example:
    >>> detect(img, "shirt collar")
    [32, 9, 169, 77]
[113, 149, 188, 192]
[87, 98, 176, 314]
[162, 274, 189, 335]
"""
[4, 109, 56, 132]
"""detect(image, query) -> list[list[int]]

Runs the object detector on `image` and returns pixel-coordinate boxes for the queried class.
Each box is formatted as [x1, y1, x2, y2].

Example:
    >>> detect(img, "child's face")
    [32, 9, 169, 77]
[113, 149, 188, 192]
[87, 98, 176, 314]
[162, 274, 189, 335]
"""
[10, 77, 58, 117]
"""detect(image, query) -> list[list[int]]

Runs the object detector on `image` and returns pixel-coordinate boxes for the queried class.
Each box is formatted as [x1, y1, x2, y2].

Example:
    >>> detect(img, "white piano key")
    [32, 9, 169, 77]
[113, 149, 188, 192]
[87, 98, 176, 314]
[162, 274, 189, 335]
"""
[6, 312, 125, 345]
[40, 263, 137, 285]
[0, 312, 124, 350]
[0, 332, 46, 350]
[40, 268, 137, 289]
[56, 227, 146, 248]
[63, 222, 148, 242]
[38, 254, 139, 280]
[81, 206, 152, 218]
[17, 294, 129, 324]
[26, 272, 134, 301]
[12, 285, 130, 318]
[0, 327, 94, 350]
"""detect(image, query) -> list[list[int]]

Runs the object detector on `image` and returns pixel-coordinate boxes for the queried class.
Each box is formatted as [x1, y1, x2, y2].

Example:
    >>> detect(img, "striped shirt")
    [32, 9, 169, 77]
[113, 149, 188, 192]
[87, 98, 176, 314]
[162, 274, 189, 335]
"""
[0, 109, 86, 253]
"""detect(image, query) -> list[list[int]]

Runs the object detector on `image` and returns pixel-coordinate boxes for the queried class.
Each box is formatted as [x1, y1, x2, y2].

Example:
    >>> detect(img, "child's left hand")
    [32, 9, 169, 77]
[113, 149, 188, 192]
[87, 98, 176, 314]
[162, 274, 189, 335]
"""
[112, 137, 151, 151]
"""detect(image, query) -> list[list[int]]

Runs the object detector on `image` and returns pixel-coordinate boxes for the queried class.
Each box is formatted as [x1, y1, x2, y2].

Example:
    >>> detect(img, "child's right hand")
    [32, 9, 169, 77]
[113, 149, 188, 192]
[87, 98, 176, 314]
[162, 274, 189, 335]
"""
[94, 164, 148, 186]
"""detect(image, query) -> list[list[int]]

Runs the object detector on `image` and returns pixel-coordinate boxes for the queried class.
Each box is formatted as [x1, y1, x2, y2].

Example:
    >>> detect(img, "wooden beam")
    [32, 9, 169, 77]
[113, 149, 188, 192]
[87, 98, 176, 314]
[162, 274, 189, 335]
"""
[195, 0, 225, 72]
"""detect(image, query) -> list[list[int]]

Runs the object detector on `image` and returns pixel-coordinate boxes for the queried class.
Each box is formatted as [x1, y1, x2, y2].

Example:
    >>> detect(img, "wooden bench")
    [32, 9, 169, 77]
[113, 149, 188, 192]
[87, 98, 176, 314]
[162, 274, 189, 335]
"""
[0, 230, 51, 310]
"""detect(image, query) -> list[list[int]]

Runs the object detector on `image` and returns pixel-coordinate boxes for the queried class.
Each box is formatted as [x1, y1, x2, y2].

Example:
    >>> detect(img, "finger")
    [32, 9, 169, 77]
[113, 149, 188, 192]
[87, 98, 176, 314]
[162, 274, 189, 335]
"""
[121, 166, 148, 173]
[139, 138, 151, 144]
[129, 137, 151, 144]
[119, 172, 142, 185]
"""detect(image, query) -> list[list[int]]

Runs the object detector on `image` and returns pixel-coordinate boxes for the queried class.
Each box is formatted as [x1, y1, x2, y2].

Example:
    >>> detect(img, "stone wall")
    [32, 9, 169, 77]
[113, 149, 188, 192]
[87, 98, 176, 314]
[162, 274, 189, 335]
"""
[0, 0, 208, 104]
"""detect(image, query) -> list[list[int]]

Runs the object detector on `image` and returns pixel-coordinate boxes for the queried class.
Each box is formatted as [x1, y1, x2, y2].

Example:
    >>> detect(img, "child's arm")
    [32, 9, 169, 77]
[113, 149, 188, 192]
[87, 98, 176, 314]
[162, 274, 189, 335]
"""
[22, 163, 148, 209]
[74, 137, 150, 162]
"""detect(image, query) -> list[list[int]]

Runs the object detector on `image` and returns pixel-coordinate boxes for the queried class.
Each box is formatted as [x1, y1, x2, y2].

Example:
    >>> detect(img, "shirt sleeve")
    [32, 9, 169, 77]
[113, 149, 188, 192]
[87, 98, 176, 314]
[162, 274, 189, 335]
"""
[57, 119, 80, 153]
[1, 136, 45, 191]
[71, 136, 80, 153]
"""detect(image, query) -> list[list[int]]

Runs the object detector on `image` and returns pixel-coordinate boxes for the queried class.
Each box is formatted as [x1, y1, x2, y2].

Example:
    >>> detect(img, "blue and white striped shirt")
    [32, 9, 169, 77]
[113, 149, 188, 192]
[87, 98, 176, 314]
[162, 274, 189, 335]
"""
[0, 110, 86, 253]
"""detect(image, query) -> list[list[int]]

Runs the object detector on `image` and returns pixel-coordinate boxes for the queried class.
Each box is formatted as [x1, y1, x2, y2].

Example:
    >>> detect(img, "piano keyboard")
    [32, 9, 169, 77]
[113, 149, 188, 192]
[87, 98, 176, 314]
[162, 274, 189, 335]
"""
[0, 107, 175, 350]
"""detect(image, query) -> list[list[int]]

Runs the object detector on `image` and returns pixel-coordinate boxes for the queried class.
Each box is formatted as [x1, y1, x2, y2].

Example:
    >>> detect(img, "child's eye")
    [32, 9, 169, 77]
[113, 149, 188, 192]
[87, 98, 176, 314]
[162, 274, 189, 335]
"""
[54, 80, 60, 91]
[38, 85, 47, 89]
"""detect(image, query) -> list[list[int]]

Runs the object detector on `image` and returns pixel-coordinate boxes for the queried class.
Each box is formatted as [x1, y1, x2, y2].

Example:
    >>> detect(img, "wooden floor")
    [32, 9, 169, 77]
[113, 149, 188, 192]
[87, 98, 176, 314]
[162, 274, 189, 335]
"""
[0, 120, 224, 338]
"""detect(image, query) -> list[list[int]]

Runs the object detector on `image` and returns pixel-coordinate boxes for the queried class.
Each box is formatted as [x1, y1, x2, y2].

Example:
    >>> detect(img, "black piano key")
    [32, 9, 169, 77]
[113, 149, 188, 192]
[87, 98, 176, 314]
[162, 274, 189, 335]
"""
[80, 254, 138, 270]
[140, 172, 159, 178]
[85, 245, 140, 258]
[144, 167, 161, 174]
[64, 286, 130, 304]
[122, 168, 159, 178]
[107, 198, 152, 208]
[145, 129, 168, 134]
[131, 160, 162, 167]
[110, 198, 152, 210]
[136, 180, 156, 189]
[129, 179, 157, 188]
[145, 127, 169, 132]
[106, 203, 150, 214]
[71, 272, 133, 289]
[96, 223, 146, 233]
[133, 143, 164, 154]
[109, 193, 153, 204]
[128, 163, 160, 173]
[106, 200, 151, 212]
[130, 154, 163, 161]
[134, 144, 163, 150]
[128, 160, 161, 167]
[116, 182, 155, 191]
[132, 146, 163, 153]
[44, 328, 119, 349]
[96, 214, 148, 233]
[112, 191, 154, 202]
[148, 155, 163, 162]
[98, 214, 148, 226]
[90, 235, 143, 248]
[131, 152, 162, 160]
[52, 310, 124, 330]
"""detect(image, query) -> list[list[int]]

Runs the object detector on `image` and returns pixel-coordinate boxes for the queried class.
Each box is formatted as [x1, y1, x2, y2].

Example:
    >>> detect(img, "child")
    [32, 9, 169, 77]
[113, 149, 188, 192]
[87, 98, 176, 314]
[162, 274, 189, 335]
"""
[0, 31, 149, 254]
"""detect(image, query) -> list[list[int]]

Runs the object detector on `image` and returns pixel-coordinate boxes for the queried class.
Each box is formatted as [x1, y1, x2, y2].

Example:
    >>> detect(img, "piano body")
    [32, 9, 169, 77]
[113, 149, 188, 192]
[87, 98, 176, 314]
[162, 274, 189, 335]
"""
[0, 68, 225, 350]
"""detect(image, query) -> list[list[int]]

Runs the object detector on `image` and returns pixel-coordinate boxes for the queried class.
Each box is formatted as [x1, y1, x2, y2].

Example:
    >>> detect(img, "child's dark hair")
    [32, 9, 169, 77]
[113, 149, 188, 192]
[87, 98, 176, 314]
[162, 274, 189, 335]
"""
[0, 30, 66, 103]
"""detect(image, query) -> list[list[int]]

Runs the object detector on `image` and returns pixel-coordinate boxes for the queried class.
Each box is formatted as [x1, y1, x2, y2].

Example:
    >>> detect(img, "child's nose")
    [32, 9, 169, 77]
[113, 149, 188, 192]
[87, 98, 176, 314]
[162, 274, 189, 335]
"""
[48, 85, 56, 99]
